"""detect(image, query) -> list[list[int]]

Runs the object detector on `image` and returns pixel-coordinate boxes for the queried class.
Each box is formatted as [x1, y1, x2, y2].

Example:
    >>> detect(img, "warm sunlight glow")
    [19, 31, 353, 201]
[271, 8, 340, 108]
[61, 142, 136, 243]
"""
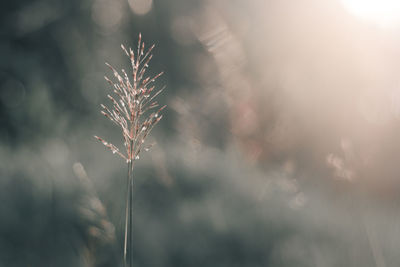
[341, 0, 400, 27]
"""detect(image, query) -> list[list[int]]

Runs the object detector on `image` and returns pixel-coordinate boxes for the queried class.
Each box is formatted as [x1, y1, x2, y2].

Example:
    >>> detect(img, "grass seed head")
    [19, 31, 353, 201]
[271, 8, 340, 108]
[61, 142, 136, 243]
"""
[95, 34, 165, 163]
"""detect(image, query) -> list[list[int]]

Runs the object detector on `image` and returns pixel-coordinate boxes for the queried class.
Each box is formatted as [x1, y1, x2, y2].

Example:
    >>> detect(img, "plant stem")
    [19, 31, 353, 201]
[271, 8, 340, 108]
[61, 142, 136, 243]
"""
[129, 162, 134, 267]
[124, 160, 137, 267]
[123, 160, 132, 267]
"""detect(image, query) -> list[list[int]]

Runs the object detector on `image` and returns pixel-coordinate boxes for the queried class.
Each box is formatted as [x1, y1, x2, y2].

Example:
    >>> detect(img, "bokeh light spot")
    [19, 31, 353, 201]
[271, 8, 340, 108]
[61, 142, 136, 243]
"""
[92, 0, 124, 32]
[128, 0, 153, 15]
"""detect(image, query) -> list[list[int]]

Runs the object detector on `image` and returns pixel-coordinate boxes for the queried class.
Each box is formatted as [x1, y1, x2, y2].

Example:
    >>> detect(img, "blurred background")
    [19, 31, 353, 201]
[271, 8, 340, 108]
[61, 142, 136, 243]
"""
[2, 0, 400, 266]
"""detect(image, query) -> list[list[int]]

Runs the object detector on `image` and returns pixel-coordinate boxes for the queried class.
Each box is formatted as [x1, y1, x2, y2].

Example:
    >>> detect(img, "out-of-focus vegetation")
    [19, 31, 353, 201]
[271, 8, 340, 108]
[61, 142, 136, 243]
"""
[2, 0, 400, 266]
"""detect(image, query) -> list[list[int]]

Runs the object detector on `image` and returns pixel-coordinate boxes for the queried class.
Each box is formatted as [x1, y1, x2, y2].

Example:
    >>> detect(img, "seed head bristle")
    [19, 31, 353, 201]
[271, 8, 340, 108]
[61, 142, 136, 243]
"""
[96, 34, 165, 162]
